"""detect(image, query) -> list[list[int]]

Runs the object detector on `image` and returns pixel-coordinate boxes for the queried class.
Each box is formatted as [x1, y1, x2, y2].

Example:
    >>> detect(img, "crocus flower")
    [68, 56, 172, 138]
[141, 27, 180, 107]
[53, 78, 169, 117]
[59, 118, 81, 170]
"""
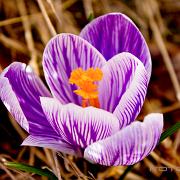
[0, 13, 163, 166]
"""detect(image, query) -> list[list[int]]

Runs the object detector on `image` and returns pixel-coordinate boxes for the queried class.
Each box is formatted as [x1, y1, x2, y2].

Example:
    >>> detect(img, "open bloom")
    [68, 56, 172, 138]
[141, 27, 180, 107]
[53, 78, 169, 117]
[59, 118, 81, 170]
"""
[0, 13, 163, 166]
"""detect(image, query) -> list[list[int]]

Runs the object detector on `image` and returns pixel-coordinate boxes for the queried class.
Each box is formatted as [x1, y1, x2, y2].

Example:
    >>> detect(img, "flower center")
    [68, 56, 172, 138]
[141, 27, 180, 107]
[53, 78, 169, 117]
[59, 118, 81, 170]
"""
[69, 67, 103, 108]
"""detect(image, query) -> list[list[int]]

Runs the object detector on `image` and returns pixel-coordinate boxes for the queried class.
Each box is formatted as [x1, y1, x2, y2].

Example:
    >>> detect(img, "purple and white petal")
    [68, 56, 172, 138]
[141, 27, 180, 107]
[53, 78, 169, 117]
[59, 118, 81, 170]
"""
[80, 13, 151, 80]
[99, 52, 148, 127]
[84, 113, 163, 166]
[0, 77, 29, 132]
[0, 62, 56, 136]
[40, 97, 119, 150]
[22, 135, 75, 155]
[43, 33, 106, 105]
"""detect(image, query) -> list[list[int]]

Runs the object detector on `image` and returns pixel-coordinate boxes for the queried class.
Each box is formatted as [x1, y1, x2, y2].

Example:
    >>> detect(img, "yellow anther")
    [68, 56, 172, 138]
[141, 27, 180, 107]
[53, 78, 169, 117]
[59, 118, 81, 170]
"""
[69, 67, 103, 108]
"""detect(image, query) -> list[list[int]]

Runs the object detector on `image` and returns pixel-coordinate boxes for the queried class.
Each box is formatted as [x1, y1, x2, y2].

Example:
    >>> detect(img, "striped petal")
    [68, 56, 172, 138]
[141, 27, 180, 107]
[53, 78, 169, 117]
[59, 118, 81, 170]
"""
[84, 113, 163, 166]
[43, 33, 106, 106]
[40, 97, 119, 151]
[99, 52, 148, 128]
[22, 135, 75, 155]
[80, 13, 151, 80]
[0, 62, 56, 136]
[0, 77, 29, 132]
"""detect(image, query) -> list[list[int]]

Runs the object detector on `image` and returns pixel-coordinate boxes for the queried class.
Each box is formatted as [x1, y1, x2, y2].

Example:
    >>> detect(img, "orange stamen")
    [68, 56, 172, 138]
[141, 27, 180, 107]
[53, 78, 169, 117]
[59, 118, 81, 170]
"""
[89, 98, 100, 108]
[82, 99, 88, 108]
[69, 67, 103, 108]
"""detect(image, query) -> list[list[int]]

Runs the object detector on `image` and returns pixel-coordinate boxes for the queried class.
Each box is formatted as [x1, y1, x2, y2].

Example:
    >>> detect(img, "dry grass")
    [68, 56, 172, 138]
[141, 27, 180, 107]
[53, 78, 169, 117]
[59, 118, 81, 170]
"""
[0, 0, 179, 179]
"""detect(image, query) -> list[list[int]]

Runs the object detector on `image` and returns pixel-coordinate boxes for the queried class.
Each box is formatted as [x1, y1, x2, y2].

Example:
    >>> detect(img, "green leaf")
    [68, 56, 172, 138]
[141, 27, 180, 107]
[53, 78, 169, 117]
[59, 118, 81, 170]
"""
[159, 122, 180, 143]
[119, 121, 180, 180]
[87, 13, 94, 22]
[5, 162, 58, 180]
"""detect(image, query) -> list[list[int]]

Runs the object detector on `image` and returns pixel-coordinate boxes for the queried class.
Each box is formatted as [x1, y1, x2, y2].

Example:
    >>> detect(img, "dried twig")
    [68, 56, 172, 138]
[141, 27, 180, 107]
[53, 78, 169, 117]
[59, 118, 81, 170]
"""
[17, 0, 39, 75]
[0, 162, 16, 180]
[44, 148, 56, 173]
[53, 151, 62, 180]
[46, 0, 63, 28]
[37, 0, 57, 36]
[83, 0, 94, 19]
[144, 0, 180, 101]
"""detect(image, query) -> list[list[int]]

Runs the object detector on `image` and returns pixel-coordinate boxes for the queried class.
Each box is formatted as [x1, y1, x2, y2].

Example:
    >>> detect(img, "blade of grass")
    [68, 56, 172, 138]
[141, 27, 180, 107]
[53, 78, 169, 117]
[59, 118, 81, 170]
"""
[4, 161, 58, 180]
[159, 122, 180, 143]
[87, 13, 94, 22]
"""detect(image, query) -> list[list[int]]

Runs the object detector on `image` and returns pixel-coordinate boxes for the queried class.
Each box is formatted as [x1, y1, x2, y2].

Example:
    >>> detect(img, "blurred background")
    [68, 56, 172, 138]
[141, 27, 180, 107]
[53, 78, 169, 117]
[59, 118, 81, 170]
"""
[0, 0, 180, 179]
